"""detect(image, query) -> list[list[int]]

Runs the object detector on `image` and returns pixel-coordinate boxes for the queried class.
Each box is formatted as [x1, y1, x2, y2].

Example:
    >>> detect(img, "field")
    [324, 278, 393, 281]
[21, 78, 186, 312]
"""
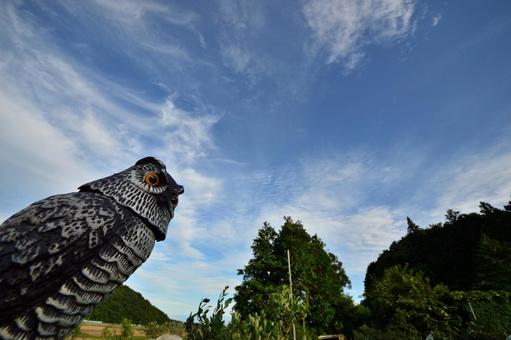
[75, 321, 147, 339]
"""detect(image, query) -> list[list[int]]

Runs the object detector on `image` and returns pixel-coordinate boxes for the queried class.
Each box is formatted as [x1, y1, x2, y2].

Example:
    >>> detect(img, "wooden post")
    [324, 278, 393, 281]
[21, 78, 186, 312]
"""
[287, 249, 297, 340]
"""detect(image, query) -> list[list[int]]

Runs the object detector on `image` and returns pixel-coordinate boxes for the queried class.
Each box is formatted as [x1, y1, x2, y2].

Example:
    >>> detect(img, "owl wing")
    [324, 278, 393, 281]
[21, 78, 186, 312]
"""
[0, 192, 130, 322]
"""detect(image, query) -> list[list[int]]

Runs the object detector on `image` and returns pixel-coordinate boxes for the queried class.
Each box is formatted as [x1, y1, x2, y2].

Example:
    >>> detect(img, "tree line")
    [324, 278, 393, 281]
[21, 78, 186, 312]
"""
[186, 200, 511, 339]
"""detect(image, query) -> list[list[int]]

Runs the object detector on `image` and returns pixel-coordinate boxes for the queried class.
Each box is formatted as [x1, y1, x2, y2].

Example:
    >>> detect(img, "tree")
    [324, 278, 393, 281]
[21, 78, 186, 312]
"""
[479, 202, 496, 215]
[234, 217, 353, 335]
[89, 285, 170, 325]
[365, 265, 451, 337]
[406, 217, 420, 234]
[365, 201, 511, 293]
[445, 209, 460, 224]
[473, 234, 511, 290]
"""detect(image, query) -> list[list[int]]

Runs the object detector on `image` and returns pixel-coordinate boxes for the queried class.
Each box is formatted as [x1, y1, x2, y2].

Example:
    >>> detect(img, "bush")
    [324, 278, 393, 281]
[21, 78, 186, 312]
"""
[445, 290, 511, 339]
[145, 321, 166, 338]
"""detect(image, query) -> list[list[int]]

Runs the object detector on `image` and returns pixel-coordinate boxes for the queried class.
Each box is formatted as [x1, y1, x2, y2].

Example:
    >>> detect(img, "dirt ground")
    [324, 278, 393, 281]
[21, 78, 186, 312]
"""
[78, 321, 146, 338]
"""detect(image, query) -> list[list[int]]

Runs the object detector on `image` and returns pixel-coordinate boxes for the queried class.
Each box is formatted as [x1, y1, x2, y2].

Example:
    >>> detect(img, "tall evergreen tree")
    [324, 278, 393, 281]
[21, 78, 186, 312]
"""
[234, 217, 352, 335]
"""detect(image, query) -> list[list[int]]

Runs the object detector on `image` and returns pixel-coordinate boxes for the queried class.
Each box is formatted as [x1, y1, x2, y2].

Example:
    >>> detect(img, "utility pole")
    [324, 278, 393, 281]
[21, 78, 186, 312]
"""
[287, 249, 297, 340]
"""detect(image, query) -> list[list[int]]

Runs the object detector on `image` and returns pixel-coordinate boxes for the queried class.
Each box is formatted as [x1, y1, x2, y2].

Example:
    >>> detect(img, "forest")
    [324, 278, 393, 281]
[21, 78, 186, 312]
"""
[185, 200, 511, 339]
[90, 285, 172, 325]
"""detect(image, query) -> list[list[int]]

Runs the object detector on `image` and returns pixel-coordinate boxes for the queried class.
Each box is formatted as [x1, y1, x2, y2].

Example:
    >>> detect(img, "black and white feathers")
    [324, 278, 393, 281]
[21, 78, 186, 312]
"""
[0, 157, 183, 340]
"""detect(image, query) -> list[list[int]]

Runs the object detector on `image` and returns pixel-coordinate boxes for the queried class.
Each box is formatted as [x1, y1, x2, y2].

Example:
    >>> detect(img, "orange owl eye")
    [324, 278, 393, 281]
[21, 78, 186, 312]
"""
[144, 172, 160, 186]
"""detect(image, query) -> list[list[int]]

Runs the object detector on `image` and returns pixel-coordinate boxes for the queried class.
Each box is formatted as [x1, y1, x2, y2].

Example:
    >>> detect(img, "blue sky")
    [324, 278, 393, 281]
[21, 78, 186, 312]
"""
[1, 0, 511, 321]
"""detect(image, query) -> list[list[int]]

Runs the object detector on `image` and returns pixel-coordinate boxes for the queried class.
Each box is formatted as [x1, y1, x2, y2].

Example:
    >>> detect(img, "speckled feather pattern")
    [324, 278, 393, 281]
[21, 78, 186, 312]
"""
[0, 193, 155, 339]
[0, 158, 183, 340]
[81, 163, 173, 240]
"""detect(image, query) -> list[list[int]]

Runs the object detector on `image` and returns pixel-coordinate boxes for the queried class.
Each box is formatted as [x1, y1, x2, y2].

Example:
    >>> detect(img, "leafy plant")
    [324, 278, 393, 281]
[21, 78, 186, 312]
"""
[101, 327, 116, 340]
[120, 318, 134, 340]
[145, 321, 166, 338]
[185, 286, 233, 340]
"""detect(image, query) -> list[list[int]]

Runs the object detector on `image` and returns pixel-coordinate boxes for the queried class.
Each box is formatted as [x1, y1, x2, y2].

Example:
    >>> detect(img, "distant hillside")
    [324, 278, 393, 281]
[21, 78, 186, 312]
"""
[365, 201, 511, 294]
[89, 285, 171, 325]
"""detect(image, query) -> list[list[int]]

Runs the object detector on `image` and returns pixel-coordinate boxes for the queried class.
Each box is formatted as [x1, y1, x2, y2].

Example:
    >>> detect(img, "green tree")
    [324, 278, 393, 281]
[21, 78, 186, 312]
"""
[406, 217, 420, 234]
[365, 265, 452, 337]
[90, 285, 171, 325]
[473, 234, 511, 290]
[234, 217, 353, 335]
[365, 201, 511, 294]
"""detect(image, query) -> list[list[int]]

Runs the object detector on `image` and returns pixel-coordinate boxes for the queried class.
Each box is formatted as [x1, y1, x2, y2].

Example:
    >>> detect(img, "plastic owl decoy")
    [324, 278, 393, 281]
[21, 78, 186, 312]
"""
[0, 157, 183, 339]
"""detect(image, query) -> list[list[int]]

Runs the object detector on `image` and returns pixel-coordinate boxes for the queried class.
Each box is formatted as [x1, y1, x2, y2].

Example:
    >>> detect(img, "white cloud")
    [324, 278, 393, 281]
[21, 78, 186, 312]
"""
[431, 150, 511, 219]
[250, 146, 511, 291]
[303, 0, 417, 71]
[92, 0, 197, 26]
[217, 0, 267, 78]
[0, 0, 224, 255]
[127, 247, 242, 320]
[246, 157, 402, 277]
[221, 44, 252, 74]
[159, 99, 220, 164]
[0, 2, 227, 319]
[0, 91, 99, 198]
[432, 14, 442, 27]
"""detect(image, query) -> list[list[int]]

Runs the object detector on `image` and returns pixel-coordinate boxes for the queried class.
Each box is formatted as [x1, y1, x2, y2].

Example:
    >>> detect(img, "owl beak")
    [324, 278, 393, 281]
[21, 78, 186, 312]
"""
[174, 185, 184, 195]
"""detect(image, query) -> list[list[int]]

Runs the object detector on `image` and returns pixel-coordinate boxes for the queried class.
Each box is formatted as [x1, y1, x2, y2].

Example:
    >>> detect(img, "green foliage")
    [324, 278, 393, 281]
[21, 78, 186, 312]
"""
[234, 217, 353, 335]
[185, 286, 233, 340]
[406, 216, 420, 234]
[97, 319, 136, 340]
[187, 285, 312, 339]
[145, 320, 186, 339]
[365, 201, 511, 294]
[365, 265, 452, 337]
[363, 200, 511, 338]
[474, 234, 511, 290]
[233, 285, 312, 339]
[353, 324, 423, 340]
[101, 327, 116, 340]
[445, 290, 511, 339]
[144, 321, 165, 338]
[120, 318, 134, 340]
[89, 285, 171, 325]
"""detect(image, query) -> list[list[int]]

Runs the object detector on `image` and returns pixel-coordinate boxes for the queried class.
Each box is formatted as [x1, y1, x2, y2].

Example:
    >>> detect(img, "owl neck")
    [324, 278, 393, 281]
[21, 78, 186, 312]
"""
[78, 175, 170, 241]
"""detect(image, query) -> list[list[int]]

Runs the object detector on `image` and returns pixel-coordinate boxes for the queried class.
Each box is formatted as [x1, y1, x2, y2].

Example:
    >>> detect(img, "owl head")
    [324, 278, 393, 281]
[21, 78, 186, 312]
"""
[79, 157, 184, 241]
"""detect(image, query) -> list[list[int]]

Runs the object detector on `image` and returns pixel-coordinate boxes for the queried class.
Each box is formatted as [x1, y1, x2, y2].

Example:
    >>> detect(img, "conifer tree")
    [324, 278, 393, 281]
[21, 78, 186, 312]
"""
[234, 217, 352, 334]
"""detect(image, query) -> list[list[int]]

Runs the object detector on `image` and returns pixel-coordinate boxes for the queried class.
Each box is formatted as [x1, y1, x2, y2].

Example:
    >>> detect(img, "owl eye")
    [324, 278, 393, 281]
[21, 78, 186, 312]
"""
[144, 172, 160, 187]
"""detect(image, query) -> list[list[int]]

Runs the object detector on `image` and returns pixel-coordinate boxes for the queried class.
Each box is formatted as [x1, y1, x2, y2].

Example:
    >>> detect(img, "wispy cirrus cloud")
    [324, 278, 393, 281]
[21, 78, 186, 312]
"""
[430, 148, 511, 220]
[217, 0, 267, 78]
[303, 0, 417, 71]
[0, 2, 233, 320]
[247, 144, 511, 300]
[0, 1, 223, 261]
[92, 0, 197, 26]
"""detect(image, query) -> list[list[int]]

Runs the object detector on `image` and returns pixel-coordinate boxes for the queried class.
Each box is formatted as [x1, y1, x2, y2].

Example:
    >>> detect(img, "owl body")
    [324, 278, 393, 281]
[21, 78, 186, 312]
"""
[0, 157, 183, 340]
